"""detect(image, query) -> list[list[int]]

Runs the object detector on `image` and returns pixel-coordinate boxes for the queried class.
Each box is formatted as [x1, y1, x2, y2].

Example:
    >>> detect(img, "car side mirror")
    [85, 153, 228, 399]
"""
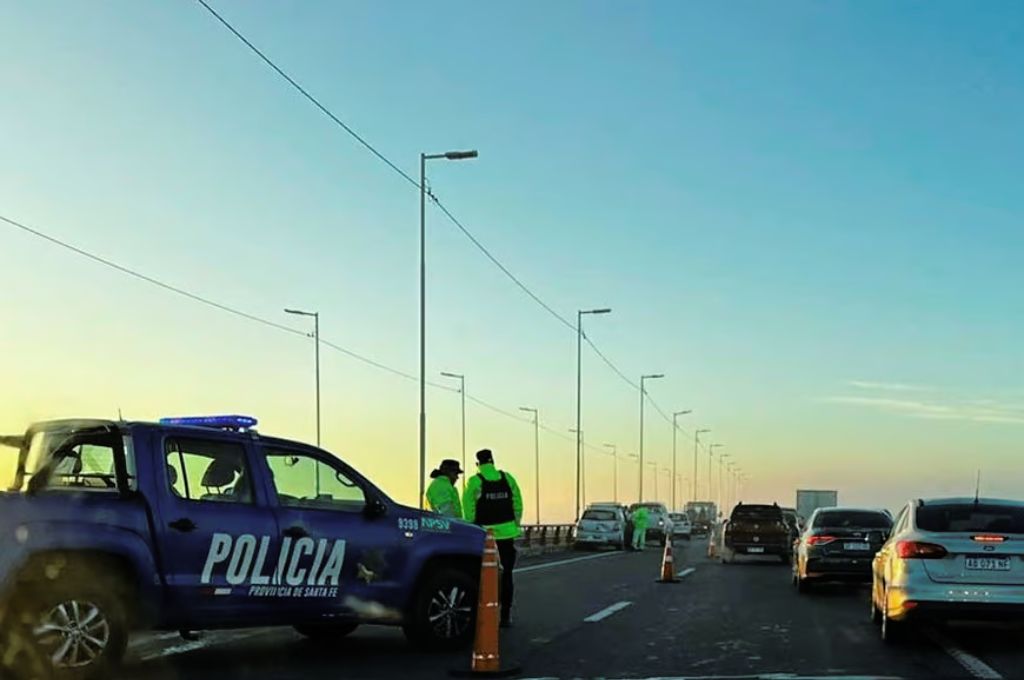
[363, 495, 387, 519]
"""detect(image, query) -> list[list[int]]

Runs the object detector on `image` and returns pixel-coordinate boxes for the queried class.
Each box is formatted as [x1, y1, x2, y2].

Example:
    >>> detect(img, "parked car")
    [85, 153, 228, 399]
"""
[668, 512, 692, 540]
[588, 502, 633, 546]
[793, 507, 892, 592]
[871, 497, 1024, 643]
[575, 505, 627, 550]
[720, 503, 791, 564]
[0, 416, 486, 679]
[629, 502, 673, 545]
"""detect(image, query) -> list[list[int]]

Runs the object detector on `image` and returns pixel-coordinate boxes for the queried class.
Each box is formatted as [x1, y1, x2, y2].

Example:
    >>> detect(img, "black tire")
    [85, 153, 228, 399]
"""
[870, 580, 883, 626]
[880, 583, 904, 644]
[9, 562, 129, 680]
[294, 622, 359, 641]
[403, 567, 477, 651]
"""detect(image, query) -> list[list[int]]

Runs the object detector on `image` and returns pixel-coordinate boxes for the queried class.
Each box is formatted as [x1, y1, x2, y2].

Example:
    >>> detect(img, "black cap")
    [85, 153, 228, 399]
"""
[430, 459, 464, 478]
[475, 449, 494, 465]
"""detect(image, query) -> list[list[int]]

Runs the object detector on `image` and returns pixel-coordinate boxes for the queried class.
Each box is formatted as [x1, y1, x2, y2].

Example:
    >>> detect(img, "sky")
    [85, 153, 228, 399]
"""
[1, 1, 1022, 521]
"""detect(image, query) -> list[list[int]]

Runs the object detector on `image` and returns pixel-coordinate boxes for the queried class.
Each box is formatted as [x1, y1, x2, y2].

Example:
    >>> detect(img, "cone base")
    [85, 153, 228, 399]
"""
[450, 664, 523, 678]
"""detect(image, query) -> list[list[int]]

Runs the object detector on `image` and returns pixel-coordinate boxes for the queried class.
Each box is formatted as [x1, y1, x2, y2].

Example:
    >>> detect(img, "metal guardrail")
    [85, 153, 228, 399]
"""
[518, 524, 576, 549]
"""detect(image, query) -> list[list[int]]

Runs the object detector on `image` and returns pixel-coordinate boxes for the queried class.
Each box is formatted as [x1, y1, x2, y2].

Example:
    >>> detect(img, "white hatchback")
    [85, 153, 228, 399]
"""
[871, 497, 1024, 642]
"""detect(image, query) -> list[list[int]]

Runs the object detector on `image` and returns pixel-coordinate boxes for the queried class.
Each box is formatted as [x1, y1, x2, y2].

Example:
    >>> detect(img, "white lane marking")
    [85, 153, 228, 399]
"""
[930, 631, 1003, 679]
[137, 630, 266, 662]
[519, 676, 902, 679]
[676, 567, 696, 578]
[583, 600, 632, 622]
[515, 551, 621, 573]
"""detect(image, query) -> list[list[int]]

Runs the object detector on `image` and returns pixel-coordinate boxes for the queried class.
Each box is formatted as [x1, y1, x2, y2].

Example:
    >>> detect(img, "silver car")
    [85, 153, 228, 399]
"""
[871, 497, 1024, 642]
[575, 505, 627, 550]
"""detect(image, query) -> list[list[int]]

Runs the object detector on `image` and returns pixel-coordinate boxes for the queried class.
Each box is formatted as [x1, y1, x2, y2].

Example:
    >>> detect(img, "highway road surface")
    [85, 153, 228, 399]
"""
[122, 540, 1024, 679]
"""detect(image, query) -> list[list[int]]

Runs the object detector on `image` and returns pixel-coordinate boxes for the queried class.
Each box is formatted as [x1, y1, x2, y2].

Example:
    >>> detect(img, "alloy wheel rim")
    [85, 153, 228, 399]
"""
[33, 600, 110, 668]
[426, 585, 473, 639]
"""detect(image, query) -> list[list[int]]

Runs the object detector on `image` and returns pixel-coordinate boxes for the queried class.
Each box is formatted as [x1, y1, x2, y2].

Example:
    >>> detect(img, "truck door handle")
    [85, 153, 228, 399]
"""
[169, 518, 197, 533]
[283, 526, 309, 539]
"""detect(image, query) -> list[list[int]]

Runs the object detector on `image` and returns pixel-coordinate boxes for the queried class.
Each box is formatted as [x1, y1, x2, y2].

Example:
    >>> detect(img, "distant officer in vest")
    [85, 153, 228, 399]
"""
[425, 459, 464, 518]
[463, 448, 523, 627]
[631, 505, 650, 551]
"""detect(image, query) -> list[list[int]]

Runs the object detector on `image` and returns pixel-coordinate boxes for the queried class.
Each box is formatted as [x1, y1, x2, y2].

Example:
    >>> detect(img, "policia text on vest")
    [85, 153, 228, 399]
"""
[463, 449, 523, 626]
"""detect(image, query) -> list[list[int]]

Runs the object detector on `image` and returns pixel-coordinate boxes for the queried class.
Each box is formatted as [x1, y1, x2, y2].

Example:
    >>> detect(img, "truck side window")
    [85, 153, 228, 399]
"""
[264, 449, 366, 512]
[44, 440, 122, 492]
[165, 438, 252, 504]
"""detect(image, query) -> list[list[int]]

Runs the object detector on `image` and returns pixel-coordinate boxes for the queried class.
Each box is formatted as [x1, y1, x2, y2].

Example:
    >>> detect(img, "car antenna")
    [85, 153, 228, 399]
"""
[973, 469, 981, 505]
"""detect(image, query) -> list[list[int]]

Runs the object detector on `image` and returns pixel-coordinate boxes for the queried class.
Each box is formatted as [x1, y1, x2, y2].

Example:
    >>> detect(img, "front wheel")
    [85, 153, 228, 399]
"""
[294, 622, 359, 641]
[403, 568, 477, 651]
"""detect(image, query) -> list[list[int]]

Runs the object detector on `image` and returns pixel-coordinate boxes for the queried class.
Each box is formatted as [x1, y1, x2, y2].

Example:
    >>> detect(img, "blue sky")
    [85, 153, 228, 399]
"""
[1, 1, 1021, 517]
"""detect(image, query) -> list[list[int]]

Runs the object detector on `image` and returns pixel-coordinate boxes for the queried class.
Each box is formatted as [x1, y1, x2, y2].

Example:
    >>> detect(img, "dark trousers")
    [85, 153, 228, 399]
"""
[495, 538, 517, 619]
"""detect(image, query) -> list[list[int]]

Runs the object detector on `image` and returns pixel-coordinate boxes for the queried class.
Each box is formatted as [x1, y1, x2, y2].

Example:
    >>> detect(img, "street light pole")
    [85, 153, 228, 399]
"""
[575, 308, 611, 521]
[709, 443, 724, 516]
[440, 372, 466, 493]
[638, 373, 664, 502]
[519, 407, 540, 524]
[647, 461, 658, 503]
[284, 309, 321, 446]
[603, 443, 618, 503]
[569, 428, 586, 509]
[671, 410, 692, 510]
[419, 149, 478, 509]
[693, 429, 710, 500]
[719, 452, 731, 512]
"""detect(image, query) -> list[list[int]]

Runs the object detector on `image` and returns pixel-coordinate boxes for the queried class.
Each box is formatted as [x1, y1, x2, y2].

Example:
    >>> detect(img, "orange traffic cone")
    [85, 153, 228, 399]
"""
[451, 529, 522, 678]
[656, 535, 681, 583]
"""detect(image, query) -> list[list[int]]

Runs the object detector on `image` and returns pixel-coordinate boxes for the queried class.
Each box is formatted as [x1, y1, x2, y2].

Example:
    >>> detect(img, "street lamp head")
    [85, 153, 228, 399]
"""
[284, 308, 315, 317]
[697, 428, 711, 435]
[674, 410, 693, 417]
[641, 373, 665, 380]
[440, 371, 464, 379]
[518, 406, 537, 413]
[443, 150, 478, 160]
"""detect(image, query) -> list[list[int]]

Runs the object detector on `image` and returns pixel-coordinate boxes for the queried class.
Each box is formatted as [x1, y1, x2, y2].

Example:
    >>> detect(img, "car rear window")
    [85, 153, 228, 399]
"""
[731, 505, 783, 521]
[583, 509, 617, 521]
[916, 504, 1024, 533]
[669, 514, 687, 521]
[814, 511, 891, 529]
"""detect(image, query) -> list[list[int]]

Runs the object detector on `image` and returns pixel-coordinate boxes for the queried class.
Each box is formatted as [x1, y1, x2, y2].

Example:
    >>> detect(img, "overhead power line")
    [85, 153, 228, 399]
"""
[193, 1, 696, 438]
[1, 211, 605, 452]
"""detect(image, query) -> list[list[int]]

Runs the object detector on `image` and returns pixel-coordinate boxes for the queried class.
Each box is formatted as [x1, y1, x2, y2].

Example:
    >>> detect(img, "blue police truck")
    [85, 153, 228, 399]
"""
[0, 416, 485, 679]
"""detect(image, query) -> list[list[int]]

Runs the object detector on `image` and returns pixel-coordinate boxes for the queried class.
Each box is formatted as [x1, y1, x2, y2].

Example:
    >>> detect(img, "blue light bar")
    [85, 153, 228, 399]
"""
[159, 415, 258, 430]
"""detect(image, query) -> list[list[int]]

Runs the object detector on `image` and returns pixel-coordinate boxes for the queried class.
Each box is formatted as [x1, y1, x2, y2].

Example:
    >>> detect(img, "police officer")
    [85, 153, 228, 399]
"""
[425, 459, 463, 518]
[463, 448, 522, 627]
[631, 505, 649, 551]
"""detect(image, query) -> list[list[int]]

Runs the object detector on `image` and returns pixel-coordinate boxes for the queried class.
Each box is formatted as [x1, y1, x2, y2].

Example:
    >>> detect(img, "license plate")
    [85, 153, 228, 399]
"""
[966, 557, 1011, 571]
[844, 542, 870, 551]
[747, 546, 765, 554]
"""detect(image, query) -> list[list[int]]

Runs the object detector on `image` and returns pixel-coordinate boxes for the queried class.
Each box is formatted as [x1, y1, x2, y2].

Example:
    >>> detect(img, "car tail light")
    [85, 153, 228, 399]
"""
[972, 534, 1006, 543]
[806, 534, 837, 546]
[896, 540, 948, 559]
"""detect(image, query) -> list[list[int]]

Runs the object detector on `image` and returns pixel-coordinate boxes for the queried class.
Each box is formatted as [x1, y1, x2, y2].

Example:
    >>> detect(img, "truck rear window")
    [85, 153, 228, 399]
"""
[813, 511, 891, 529]
[731, 505, 783, 522]
[916, 504, 1024, 533]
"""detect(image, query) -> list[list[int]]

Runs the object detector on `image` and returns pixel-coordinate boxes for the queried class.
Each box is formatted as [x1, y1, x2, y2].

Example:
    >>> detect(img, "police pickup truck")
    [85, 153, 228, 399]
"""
[0, 416, 485, 679]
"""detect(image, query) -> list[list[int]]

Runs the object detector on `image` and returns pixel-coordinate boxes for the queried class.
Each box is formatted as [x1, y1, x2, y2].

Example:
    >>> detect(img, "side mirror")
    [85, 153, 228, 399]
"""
[363, 495, 387, 519]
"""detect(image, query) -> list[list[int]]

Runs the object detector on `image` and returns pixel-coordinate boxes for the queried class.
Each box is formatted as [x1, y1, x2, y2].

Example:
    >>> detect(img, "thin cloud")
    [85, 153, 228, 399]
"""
[847, 380, 932, 392]
[823, 394, 1024, 426]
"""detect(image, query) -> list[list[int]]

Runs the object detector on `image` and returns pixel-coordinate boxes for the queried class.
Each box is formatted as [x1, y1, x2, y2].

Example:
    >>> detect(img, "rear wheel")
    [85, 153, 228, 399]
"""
[880, 583, 904, 644]
[870, 579, 883, 625]
[403, 567, 477, 651]
[294, 623, 358, 641]
[10, 562, 130, 680]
